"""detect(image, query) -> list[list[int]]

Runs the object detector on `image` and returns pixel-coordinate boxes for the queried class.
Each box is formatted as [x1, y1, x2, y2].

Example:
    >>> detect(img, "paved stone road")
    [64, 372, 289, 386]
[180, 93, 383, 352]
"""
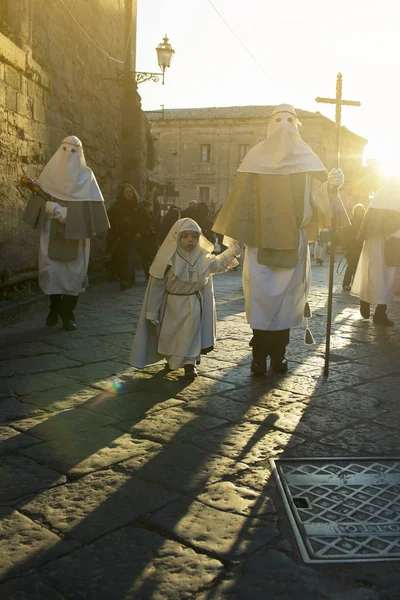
[0, 262, 399, 599]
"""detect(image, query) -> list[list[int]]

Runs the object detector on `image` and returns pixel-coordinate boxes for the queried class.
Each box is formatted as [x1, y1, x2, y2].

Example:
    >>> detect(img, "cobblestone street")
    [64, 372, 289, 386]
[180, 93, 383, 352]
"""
[1, 263, 400, 599]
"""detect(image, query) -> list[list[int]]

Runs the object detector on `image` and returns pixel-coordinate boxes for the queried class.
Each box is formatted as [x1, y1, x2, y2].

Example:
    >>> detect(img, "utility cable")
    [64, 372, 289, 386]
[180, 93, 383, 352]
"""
[205, 0, 283, 94]
[58, 0, 132, 64]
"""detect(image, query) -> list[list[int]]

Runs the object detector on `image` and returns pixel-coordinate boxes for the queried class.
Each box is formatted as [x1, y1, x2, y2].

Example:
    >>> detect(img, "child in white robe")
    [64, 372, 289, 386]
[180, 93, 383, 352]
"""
[129, 218, 241, 378]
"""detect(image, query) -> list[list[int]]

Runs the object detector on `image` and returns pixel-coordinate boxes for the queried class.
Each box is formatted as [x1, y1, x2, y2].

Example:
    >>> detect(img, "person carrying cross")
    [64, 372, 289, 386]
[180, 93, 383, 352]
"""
[213, 104, 344, 374]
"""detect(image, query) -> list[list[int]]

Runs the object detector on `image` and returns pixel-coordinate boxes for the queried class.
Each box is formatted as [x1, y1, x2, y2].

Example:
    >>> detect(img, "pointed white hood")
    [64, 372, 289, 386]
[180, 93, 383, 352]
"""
[237, 104, 326, 175]
[38, 136, 104, 202]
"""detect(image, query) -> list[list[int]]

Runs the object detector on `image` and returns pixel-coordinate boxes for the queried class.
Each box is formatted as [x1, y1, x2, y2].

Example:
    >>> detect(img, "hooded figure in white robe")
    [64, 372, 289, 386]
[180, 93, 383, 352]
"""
[351, 178, 400, 325]
[129, 218, 240, 378]
[23, 136, 109, 330]
[213, 104, 344, 374]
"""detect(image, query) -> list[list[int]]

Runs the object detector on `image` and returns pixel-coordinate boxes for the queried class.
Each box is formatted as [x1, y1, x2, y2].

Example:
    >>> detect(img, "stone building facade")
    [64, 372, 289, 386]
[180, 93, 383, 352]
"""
[147, 106, 367, 213]
[0, 0, 153, 282]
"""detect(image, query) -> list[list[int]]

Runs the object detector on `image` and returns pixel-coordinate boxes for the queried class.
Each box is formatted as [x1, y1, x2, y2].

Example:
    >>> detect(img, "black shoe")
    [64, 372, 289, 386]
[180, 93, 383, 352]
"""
[360, 300, 371, 319]
[120, 280, 129, 291]
[271, 358, 288, 373]
[46, 310, 59, 327]
[373, 315, 395, 326]
[63, 319, 77, 331]
[184, 364, 198, 379]
[128, 277, 136, 287]
[251, 359, 266, 375]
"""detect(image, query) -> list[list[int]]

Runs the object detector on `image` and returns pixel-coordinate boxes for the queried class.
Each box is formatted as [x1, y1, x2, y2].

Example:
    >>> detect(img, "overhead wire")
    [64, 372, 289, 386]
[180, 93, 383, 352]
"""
[57, 0, 132, 65]
[205, 0, 283, 94]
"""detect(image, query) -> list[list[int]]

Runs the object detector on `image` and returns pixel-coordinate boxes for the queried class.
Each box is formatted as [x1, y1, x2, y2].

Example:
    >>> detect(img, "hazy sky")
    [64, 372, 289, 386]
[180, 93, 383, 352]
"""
[136, 0, 400, 176]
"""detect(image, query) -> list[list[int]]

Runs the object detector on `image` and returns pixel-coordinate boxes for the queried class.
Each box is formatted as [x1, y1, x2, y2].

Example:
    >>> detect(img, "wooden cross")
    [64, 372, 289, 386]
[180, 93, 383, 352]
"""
[316, 72, 361, 168]
[315, 73, 361, 377]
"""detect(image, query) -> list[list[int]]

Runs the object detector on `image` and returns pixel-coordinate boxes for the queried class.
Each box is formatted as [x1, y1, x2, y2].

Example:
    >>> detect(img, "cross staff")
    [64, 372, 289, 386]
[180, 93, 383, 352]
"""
[316, 73, 361, 377]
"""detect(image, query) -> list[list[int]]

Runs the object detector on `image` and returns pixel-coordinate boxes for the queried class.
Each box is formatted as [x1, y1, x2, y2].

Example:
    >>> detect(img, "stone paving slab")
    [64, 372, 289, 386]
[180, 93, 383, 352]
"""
[85, 392, 185, 421]
[118, 440, 249, 494]
[0, 426, 40, 455]
[269, 404, 361, 438]
[351, 375, 400, 403]
[0, 508, 76, 581]
[63, 343, 128, 363]
[147, 497, 279, 559]
[310, 389, 386, 419]
[117, 406, 228, 444]
[19, 470, 180, 543]
[57, 360, 130, 384]
[41, 526, 223, 600]
[224, 385, 307, 409]
[22, 429, 160, 480]
[96, 332, 134, 350]
[0, 396, 43, 422]
[0, 341, 64, 360]
[0, 574, 65, 600]
[0, 455, 66, 504]
[194, 549, 381, 600]
[10, 407, 118, 441]
[173, 375, 237, 400]
[21, 383, 103, 412]
[0, 372, 79, 396]
[0, 354, 81, 377]
[189, 420, 304, 464]
[196, 481, 277, 519]
[321, 422, 400, 454]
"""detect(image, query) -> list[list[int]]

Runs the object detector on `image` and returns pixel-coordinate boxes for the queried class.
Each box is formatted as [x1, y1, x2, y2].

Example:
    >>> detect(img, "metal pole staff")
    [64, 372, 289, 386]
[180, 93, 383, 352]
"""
[316, 73, 360, 376]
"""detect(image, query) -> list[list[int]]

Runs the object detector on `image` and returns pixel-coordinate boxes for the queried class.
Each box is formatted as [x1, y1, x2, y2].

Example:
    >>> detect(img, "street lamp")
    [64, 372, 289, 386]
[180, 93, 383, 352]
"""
[135, 35, 175, 85]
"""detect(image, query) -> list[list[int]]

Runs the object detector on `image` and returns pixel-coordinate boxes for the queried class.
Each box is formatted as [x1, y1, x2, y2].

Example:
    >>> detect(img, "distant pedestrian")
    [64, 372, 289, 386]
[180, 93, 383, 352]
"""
[158, 206, 180, 243]
[139, 200, 159, 281]
[352, 179, 400, 325]
[315, 228, 330, 266]
[22, 136, 109, 331]
[107, 184, 149, 290]
[129, 218, 241, 379]
[196, 202, 216, 244]
[341, 203, 366, 290]
[181, 200, 198, 220]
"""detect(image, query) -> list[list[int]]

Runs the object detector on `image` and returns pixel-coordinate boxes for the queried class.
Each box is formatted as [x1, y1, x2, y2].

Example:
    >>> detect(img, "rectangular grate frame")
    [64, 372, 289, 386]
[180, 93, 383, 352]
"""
[270, 457, 400, 564]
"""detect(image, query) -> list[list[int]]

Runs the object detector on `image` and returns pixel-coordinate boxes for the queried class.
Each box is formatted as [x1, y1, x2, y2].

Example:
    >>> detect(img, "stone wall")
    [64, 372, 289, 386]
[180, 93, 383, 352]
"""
[0, 0, 151, 284]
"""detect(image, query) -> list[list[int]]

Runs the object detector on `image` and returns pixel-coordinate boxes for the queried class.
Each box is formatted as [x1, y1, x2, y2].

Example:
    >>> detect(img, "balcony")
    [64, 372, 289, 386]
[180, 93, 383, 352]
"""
[195, 163, 215, 175]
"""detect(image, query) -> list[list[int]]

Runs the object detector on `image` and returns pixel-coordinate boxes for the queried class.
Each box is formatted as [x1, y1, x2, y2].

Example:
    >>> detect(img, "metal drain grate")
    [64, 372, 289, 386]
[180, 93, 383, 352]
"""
[270, 457, 400, 563]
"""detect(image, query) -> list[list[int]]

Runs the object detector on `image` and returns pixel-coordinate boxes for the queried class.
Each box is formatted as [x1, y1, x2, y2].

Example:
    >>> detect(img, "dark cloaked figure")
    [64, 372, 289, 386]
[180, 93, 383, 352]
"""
[107, 184, 151, 290]
[139, 201, 159, 280]
[181, 200, 198, 220]
[158, 206, 180, 243]
[341, 203, 366, 290]
[196, 202, 216, 244]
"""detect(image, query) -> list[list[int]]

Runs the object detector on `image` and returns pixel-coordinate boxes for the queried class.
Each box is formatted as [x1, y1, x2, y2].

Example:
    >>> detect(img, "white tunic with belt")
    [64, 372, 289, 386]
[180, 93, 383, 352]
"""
[129, 249, 238, 369]
[243, 175, 331, 330]
[39, 201, 90, 296]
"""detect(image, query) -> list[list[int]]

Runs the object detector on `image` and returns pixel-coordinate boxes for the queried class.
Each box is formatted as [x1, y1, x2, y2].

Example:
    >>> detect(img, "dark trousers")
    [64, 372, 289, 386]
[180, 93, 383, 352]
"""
[342, 250, 362, 288]
[112, 239, 138, 282]
[50, 294, 78, 322]
[250, 328, 290, 361]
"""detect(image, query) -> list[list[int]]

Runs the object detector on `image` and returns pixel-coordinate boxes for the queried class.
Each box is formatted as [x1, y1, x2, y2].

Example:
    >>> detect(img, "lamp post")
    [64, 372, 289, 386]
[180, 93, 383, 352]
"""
[135, 35, 175, 85]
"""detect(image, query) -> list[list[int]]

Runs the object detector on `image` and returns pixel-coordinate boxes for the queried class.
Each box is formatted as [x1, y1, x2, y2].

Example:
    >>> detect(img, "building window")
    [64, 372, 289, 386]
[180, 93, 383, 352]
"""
[200, 144, 211, 163]
[239, 144, 250, 161]
[199, 187, 210, 203]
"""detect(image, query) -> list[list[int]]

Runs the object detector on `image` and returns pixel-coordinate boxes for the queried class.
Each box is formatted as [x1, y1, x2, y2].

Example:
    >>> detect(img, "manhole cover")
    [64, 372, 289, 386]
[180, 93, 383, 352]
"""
[270, 457, 400, 563]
